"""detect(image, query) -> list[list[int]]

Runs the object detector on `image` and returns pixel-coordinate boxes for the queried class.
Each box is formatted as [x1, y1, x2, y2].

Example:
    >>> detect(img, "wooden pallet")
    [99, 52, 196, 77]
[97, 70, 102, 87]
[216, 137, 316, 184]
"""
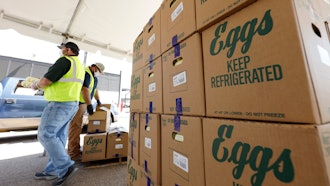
[83, 157, 127, 169]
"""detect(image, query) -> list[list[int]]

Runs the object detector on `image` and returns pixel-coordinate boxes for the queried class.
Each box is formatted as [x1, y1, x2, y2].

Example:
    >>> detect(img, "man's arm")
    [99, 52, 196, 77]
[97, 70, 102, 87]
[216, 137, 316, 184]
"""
[94, 89, 101, 102]
[32, 57, 70, 90]
[82, 87, 92, 105]
[35, 77, 53, 89]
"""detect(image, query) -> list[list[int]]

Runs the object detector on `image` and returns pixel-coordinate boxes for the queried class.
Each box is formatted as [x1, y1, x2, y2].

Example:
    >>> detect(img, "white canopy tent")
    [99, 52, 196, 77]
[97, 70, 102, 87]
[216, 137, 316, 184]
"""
[0, 0, 163, 62]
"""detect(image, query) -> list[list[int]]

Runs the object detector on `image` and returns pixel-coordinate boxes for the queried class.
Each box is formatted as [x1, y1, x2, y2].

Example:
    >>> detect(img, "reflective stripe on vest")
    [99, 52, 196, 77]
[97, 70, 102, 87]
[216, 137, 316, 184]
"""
[44, 56, 85, 102]
[57, 56, 84, 84]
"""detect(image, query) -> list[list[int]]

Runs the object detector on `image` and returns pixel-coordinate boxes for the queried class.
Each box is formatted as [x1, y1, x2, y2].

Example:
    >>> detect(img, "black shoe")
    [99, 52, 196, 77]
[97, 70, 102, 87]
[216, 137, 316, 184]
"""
[52, 165, 78, 186]
[34, 172, 57, 180]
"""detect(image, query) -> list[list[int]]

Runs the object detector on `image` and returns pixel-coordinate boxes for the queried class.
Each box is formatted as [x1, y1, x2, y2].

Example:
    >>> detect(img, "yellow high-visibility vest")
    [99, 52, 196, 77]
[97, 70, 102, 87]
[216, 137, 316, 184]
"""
[44, 56, 85, 102]
[79, 67, 95, 103]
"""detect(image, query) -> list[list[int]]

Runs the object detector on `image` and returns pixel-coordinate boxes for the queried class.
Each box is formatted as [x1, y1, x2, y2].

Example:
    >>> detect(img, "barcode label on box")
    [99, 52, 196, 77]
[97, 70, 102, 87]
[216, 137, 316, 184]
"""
[171, 2, 183, 22]
[148, 33, 156, 46]
[173, 71, 187, 87]
[173, 151, 188, 173]
[92, 121, 101, 125]
[144, 137, 152, 149]
[149, 82, 156, 92]
[115, 144, 123, 149]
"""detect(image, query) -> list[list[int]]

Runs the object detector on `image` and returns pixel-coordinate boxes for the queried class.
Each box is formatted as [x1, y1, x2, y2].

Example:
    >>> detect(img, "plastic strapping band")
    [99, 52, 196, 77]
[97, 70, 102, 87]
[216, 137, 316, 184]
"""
[174, 115, 181, 132]
[149, 54, 154, 66]
[144, 160, 148, 172]
[149, 102, 153, 113]
[148, 17, 153, 25]
[174, 45, 180, 58]
[176, 97, 182, 115]
[172, 35, 178, 46]
[172, 35, 180, 58]
[130, 140, 134, 158]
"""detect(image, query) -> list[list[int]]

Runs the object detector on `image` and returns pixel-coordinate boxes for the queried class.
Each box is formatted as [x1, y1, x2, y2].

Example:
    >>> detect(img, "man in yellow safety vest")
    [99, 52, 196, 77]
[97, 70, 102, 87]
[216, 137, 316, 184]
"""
[68, 62, 105, 161]
[31, 42, 84, 186]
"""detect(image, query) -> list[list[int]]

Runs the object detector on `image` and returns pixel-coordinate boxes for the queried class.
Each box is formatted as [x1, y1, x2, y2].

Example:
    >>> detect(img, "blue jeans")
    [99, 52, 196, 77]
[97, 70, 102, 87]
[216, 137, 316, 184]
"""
[37, 101, 78, 178]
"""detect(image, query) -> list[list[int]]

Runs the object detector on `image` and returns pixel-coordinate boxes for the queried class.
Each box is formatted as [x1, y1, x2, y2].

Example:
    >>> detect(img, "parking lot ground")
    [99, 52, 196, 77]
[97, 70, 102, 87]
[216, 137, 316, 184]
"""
[0, 112, 130, 186]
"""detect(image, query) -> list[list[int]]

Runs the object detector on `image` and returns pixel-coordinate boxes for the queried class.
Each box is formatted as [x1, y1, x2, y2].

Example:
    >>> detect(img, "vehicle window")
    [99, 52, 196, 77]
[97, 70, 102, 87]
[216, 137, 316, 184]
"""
[14, 87, 39, 96]
[13, 80, 44, 96]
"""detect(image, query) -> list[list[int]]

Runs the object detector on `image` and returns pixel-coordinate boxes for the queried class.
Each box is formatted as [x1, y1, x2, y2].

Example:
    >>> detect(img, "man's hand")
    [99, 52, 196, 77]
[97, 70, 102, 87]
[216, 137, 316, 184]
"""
[97, 100, 101, 106]
[87, 104, 94, 115]
[30, 80, 40, 90]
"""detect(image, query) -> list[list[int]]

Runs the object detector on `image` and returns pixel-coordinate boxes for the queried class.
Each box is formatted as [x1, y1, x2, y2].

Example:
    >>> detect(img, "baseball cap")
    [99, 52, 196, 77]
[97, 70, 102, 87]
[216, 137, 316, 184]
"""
[57, 42, 80, 55]
[95, 62, 105, 73]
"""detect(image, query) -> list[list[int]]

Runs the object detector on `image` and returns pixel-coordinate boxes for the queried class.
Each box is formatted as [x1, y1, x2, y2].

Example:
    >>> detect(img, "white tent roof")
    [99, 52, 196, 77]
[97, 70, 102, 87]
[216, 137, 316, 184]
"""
[0, 0, 163, 61]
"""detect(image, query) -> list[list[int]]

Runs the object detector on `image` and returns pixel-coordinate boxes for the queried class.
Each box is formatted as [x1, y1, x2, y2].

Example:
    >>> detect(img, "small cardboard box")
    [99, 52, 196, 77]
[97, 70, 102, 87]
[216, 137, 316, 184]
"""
[143, 58, 163, 114]
[160, 0, 196, 53]
[139, 113, 161, 185]
[82, 133, 107, 162]
[162, 33, 205, 116]
[130, 68, 143, 113]
[161, 115, 205, 186]
[203, 118, 330, 185]
[126, 157, 142, 186]
[143, 7, 161, 66]
[195, 0, 257, 31]
[87, 111, 109, 133]
[202, 0, 330, 123]
[128, 113, 140, 164]
[106, 127, 128, 159]
[96, 104, 110, 111]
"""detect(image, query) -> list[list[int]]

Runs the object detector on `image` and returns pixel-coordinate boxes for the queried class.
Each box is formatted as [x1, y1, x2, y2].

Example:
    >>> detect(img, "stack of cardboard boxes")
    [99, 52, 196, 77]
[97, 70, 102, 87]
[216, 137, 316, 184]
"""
[81, 104, 128, 162]
[128, 0, 330, 185]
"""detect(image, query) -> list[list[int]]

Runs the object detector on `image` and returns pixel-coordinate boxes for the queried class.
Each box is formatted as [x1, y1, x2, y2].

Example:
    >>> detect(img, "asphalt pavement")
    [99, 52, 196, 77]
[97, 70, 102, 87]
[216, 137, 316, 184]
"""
[0, 112, 130, 186]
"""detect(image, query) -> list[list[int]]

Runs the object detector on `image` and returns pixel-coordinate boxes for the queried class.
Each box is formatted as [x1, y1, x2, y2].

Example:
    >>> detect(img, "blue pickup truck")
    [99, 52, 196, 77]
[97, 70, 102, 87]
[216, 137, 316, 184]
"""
[0, 76, 119, 132]
[0, 77, 45, 131]
[0, 77, 46, 118]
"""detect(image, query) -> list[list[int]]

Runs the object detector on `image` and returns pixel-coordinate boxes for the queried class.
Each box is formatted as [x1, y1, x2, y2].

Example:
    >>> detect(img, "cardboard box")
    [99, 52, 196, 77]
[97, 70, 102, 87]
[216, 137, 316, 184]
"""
[143, 8, 161, 66]
[82, 133, 107, 162]
[161, 115, 205, 186]
[203, 117, 330, 185]
[202, 0, 330, 123]
[87, 111, 109, 133]
[127, 157, 142, 186]
[195, 0, 257, 31]
[128, 113, 140, 164]
[130, 68, 143, 113]
[96, 104, 110, 111]
[160, 0, 196, 53]
[162, 33, 205, 116]
[143, 58, 163, 114]
[139, 113, 161, 185]
[132, 31, 145, 72]
[106, 127, 128, 159]
[140, 170, 161, 186]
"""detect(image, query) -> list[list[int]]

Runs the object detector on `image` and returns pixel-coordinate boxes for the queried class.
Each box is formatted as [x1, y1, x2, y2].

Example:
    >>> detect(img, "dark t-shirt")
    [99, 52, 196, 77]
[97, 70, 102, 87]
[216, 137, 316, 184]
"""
[44, 56, 71, 82]
[83, 72, 91, 88]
